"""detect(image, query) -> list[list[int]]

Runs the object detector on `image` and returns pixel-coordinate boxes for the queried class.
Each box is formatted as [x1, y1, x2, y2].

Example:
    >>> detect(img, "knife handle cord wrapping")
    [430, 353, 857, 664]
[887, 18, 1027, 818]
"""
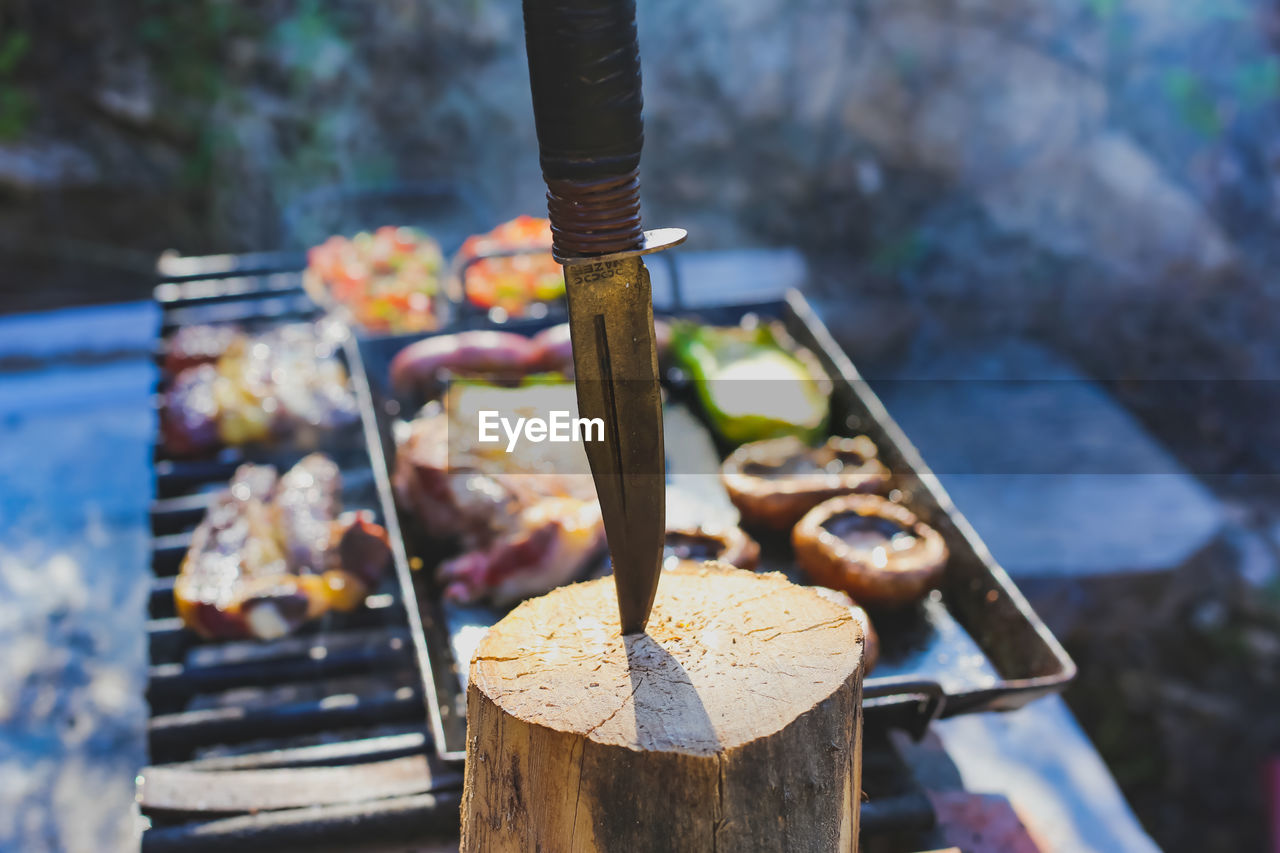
[523, 0, 645, 257]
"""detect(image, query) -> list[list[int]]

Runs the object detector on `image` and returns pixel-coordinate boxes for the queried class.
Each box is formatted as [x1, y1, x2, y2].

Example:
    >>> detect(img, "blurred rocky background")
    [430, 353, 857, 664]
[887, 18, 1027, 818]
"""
[2, 0, 1280, 850]
[4, 0, 1279, 455]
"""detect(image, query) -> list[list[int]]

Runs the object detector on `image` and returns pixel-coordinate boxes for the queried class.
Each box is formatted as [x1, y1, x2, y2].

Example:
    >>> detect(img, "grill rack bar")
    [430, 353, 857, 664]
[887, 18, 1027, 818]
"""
[154, 271, 307, 305]
[140, 753, 461, 819]
[140, 791, 463, 853]
[151, 469, 376, 532]
[159, 294, 318, 332]
[147, 632, 414, 704]
[167, 731, 431, 772]
[148, 686, 425, 764]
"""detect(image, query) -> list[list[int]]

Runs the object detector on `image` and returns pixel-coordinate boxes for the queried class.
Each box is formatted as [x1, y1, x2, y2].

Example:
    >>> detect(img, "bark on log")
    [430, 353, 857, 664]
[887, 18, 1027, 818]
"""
[461, 561, 865, 852]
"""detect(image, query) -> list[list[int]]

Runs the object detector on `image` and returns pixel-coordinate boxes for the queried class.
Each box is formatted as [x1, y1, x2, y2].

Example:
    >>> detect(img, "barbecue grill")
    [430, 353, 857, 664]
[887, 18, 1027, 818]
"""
[135, 246, 1073, 851]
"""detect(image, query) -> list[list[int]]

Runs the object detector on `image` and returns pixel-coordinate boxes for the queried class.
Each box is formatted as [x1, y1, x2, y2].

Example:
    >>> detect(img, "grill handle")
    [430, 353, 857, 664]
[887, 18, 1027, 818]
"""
[522, 0, 646, 257]
[864, 678, 948, 739]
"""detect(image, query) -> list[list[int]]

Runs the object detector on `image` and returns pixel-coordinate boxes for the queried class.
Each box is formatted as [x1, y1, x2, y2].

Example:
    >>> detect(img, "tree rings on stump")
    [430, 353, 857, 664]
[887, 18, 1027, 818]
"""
[461, 561, 865, 852]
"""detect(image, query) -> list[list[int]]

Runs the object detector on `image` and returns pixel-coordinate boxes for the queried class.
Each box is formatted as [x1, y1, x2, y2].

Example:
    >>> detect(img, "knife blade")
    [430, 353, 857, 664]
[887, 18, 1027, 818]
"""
[564, 252, 664, 634]
[522, 0, 683, 634]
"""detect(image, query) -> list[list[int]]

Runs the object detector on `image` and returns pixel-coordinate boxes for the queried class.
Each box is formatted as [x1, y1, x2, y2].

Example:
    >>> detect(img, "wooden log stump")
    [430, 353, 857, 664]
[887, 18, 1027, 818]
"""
[461, 562, 865, 852]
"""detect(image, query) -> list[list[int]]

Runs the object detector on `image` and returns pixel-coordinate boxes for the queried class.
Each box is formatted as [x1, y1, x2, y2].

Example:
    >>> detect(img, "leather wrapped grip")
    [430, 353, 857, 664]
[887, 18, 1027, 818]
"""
[523, 0, 645, 255]
[523, 0, 644, 181]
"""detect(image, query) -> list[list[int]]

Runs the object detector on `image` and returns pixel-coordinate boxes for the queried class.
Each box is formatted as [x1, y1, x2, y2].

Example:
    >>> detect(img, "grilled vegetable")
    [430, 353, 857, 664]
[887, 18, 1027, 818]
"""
[174, 454, 392, 640]
[457, 215, 564, 317]
[721, 435, 891, 530]
[662, 524, 760, 571]
[305, 226, 447, 334]
[671, 321, 831, 446]
[792, 494, 947, 609]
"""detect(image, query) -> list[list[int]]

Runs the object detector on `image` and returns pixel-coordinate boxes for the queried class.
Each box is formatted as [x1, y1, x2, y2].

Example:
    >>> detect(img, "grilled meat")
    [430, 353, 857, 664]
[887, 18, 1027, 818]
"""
[160, 321, 358, 456]
[388, 323, 673, 395]
[175, 454, 392, 640]
[437, 497, 606, 605]
[392, 384, 598, 548]
[392, 395, 605, 605]
[256, 321, 359, 444]
[276, 453, 342, 573]
[160, 363, 222, 457]
[164, 323, 243, 375]
[392, 411, 519, 548]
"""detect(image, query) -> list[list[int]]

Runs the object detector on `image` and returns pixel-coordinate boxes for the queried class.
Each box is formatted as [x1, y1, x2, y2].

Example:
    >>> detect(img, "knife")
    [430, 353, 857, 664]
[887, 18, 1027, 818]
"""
[522, 0, 684, 634]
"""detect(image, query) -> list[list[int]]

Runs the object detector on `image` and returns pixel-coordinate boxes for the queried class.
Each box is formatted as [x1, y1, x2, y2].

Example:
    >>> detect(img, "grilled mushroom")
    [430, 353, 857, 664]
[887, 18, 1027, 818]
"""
[793, 494, 947, 608]
[721, 435, 891, 531]
[663, 525, 760, 572]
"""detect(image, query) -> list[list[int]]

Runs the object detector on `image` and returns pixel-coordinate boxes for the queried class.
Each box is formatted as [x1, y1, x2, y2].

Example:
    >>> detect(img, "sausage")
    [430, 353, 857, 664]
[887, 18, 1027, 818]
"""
[530, 323, 574, 372]
[389, 331, 542, 394]
[530, 318, 673, 374]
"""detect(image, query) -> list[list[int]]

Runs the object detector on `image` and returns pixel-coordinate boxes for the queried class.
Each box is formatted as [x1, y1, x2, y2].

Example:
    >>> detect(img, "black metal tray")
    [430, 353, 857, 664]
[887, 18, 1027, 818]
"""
[357, 290, 1077, 759]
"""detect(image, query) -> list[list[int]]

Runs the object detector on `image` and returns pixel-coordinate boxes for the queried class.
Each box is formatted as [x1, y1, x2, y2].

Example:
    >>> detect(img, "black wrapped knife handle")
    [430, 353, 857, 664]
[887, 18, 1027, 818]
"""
[523, 0, 645, 257]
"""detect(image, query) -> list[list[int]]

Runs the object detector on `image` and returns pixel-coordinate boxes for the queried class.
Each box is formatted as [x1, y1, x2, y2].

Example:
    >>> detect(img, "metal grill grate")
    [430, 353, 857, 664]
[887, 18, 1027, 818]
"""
[137, 264, 462, 852]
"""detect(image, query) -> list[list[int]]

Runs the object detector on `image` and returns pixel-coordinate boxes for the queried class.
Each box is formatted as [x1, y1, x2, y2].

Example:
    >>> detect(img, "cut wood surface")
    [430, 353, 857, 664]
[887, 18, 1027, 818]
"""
[461, 561, 865, 852]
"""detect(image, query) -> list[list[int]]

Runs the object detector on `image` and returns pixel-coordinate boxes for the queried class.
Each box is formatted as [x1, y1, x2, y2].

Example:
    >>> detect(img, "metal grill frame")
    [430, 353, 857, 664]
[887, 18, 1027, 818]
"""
[134, 249, 1074, 849]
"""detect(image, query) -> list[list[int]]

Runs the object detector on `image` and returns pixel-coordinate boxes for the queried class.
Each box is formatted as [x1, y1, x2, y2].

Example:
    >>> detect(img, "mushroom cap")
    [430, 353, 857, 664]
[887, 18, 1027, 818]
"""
[663, 524, 761, 572]
[792, 494, 947, 608]
[721, 435, 891, 531]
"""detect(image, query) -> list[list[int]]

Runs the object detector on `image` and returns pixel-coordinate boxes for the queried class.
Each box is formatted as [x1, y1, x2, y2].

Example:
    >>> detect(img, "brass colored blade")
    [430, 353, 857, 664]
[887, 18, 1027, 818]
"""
[564, 255, 665, 635]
